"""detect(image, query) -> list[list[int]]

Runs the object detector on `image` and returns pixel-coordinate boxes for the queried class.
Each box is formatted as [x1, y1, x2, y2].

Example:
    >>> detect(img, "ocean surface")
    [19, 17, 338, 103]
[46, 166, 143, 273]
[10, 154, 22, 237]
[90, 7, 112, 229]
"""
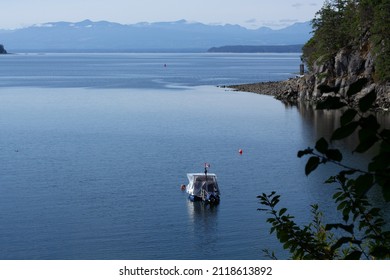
[0, 53, 388, 259]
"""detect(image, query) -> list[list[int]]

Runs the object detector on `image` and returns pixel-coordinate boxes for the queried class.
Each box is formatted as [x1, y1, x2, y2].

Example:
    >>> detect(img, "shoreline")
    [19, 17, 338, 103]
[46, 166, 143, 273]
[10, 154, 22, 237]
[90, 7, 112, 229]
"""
[224, 77, 390, 111]
[223, 78, 301, 104]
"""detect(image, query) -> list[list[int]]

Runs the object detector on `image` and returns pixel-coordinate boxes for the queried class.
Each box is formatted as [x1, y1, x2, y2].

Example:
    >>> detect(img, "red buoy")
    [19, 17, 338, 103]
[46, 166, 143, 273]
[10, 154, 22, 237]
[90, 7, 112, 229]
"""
[239, 149, 243, 155]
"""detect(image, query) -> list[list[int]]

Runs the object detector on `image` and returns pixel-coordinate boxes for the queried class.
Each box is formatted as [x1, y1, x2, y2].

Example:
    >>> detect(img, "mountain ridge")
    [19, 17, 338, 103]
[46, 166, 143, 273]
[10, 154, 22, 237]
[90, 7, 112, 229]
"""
[0, 19, 312, 52]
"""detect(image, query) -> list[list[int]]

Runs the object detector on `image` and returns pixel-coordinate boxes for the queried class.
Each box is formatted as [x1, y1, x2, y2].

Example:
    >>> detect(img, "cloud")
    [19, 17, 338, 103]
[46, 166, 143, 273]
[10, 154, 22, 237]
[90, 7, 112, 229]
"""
[292, 2, 320, 9]
[245, 18, 258, 24]
[280, 19, 300, 24]
[292, 3, 304, 8]
[255, 19, 302, 29]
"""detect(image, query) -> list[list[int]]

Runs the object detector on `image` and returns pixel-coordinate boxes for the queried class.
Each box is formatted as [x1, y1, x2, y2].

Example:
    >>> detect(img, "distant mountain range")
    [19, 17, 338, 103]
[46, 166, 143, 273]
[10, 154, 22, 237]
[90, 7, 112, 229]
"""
[0, 19, 312, 52]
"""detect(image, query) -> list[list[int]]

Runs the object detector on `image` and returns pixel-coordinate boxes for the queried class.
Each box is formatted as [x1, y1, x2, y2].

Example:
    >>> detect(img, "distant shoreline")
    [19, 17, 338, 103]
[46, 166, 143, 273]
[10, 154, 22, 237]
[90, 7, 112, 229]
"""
[208, 44, 303, 53]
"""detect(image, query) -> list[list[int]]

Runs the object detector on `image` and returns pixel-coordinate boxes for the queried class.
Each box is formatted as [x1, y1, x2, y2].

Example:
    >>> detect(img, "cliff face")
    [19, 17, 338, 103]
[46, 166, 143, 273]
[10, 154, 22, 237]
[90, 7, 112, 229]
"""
[297, 44, 390, 110]
[228, 41, 389, 110]
[0, 44, 7, 54]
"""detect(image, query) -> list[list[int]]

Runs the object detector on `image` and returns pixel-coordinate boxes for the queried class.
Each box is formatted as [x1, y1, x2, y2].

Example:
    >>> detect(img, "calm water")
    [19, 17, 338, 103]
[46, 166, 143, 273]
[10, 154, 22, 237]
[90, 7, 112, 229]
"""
[0, 53, 387, 259]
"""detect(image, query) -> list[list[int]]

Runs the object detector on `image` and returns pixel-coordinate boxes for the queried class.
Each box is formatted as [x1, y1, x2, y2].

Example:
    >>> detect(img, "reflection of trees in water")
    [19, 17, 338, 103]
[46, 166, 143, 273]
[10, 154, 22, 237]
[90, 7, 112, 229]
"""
[297, 101, 348, 141]
[186, 201, 219, 254]
[290, 101, 390, 220]
[295, 101, 390, 155]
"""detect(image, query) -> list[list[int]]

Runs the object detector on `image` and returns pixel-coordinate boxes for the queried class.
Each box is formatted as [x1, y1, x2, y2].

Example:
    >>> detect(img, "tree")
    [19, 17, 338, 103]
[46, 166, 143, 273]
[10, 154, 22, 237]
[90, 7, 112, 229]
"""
[258, 79, 390, 259]
[302, 0, 390, 82]
[371, 0, 390, 81]
[302, 0, 353, 66]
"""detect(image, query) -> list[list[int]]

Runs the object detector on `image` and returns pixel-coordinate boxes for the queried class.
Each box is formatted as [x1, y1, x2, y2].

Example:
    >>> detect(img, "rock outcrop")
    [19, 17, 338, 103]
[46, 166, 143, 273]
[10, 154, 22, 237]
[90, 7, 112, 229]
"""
[299, 46, 389, 110]
[0, 44, 7, 54]
[229, 44, 390, 110]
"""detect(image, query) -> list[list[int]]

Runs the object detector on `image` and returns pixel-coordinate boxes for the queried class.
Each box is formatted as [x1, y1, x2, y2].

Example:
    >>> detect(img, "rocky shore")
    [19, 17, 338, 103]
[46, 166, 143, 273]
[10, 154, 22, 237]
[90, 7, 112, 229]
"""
[227, 78, 301, 104]
[227, 45, 390, 111]
[227, 77, 390, 111]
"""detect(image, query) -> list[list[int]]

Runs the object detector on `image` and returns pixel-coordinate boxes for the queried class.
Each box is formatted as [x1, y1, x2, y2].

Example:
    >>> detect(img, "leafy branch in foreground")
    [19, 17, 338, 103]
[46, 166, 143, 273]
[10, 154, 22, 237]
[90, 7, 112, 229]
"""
[303, 78, 390, 200]
[259, 78, 390, 259]
[258, 192, 336, 259]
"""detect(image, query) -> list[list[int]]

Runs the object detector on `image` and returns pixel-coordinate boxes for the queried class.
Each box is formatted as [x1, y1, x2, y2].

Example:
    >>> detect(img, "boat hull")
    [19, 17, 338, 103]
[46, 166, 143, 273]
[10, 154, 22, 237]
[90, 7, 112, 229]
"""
[188, 193, 220, 205]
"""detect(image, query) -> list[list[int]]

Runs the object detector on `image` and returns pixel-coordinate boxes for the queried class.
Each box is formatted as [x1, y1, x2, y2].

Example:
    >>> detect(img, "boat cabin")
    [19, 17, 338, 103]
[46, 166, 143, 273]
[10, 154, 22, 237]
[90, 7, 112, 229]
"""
[186, 173, 220, 204]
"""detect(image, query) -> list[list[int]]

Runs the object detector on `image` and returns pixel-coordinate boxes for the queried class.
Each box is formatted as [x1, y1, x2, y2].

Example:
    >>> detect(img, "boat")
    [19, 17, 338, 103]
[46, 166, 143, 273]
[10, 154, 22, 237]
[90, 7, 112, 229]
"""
[185, 165, 220, 205]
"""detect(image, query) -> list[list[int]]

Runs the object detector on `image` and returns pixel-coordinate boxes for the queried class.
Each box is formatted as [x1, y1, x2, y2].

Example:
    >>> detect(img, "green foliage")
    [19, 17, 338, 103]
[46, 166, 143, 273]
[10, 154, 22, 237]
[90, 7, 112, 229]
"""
[302, 0, 356, 67]
[258, 193, 336, 259]
[259, 73, 390, 259]
[371, 0, 390, 81]
[301, 0, 390, 82]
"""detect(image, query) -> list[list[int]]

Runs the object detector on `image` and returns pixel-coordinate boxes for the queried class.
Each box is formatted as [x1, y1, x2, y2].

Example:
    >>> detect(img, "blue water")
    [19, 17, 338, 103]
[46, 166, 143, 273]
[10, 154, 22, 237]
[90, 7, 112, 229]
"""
[0, 53, 299, 88]
[0, 53, 387, 260]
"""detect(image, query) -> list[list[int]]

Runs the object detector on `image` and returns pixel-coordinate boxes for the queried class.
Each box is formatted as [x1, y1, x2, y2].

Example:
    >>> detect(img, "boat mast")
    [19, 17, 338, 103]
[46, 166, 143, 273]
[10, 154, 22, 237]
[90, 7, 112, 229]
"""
[203, 163, 209, 201]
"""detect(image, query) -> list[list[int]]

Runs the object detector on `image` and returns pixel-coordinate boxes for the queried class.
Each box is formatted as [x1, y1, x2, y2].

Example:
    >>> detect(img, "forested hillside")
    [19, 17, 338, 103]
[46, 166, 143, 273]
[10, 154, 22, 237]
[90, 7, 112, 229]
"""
[302, 0, 390, 81]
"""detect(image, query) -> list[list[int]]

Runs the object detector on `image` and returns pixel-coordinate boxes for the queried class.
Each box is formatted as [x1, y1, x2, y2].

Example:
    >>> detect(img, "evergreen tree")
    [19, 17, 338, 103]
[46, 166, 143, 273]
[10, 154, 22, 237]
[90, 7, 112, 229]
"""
[302, 0, 390, 82]
[371, 0, 390, 81]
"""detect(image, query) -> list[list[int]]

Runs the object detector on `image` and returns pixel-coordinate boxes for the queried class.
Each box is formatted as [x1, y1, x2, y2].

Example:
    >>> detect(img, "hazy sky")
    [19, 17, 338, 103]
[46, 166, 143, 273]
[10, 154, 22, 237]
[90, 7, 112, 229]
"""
[0, 0, 324, 30]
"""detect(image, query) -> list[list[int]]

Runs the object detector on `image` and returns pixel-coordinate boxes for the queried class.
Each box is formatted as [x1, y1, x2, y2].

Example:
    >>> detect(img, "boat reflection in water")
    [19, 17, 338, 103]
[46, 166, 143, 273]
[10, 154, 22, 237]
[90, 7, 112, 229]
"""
[186, 199, 219, 254]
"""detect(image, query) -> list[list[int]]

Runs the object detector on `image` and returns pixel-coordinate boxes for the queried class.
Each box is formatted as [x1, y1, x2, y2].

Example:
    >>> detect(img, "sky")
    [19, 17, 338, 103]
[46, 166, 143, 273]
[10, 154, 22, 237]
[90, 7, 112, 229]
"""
[0, 0, 324, 30]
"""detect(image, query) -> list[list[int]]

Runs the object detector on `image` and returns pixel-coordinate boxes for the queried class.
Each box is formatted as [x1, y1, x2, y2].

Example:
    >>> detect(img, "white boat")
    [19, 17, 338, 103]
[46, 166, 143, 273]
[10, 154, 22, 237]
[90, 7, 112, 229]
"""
[186, 171, 220, 205]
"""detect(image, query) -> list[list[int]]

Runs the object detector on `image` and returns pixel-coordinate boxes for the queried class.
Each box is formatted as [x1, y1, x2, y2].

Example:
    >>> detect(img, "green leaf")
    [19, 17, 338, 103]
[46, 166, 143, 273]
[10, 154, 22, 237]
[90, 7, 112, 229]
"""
[331, 237, 354, 251]
[331, 121, 359, 141]
[355, 174, 374, 195]
[380, 129, 390, 141]
[325, 223, 354, 234]
[340, 109, 358, 126]
[335, 192, 347, 203]
[346, 78, 368, 97]
[332, 192, 343, 199]
[325, 176, 337, 184]
[354, 134, 379, 153]
[360, 115, 380, 131]
[315, 138, 329, 154]
[369, 152, 390, 171]
[279, 208, 287, 216]
[278, 231, 289, 243]
[379, 140, 390, 153]
[337, 201, 348, 211]
[368, 208, 381, 217]
[270, 195, 281, 207]
[297, 151, 305, 158]
[325, 149, 343, 162]
[305, 156, 320, 176]
[297, 148, 313, 158]
[344, 250, 362, 260]
[358, 89, 377, 113]
[370, 245, 390, 259]
[382, 185, 390, 202]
